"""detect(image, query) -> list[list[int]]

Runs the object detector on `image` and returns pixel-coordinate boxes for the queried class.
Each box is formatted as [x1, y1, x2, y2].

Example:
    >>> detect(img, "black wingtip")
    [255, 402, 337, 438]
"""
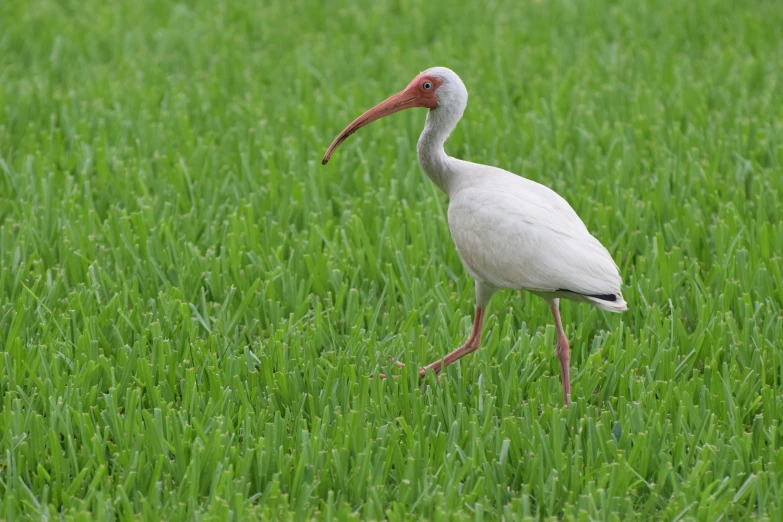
[557, 289, 618, 302]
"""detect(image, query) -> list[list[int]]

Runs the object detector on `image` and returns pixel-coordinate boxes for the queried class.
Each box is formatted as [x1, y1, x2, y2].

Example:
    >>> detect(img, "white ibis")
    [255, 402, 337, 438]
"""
[322, 67, 626, 406]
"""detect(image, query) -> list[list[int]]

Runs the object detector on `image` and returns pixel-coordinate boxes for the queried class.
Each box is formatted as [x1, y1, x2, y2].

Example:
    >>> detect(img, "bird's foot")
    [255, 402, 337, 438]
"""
[417, 364, 442, 382]
[376, 358, 441, 382]
[376, 357, 405, 379]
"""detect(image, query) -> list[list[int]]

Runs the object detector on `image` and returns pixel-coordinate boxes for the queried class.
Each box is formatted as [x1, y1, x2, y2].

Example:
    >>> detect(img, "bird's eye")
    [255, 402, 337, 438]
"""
[422, 81, 432, 90]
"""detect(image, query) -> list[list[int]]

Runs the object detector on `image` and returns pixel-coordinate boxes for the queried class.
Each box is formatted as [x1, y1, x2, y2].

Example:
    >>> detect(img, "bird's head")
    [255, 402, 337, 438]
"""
[322, 67, 467, 164]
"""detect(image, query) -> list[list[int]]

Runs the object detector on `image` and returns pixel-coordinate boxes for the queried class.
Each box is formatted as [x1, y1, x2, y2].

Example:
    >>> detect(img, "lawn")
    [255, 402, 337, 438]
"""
[1, 0, 782, 519]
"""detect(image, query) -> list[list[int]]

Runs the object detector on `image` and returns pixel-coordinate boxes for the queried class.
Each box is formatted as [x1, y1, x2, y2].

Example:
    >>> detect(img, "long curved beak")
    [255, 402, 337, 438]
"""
[322, 90, 425, 165]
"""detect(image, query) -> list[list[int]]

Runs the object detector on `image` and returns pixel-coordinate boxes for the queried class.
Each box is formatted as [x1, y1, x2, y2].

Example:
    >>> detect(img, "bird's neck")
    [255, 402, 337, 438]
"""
[417, 108, 462, 196]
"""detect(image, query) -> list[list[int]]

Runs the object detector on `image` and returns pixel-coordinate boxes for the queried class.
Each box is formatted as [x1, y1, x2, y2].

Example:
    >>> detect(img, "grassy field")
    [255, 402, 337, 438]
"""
[1, 0, 782, 519]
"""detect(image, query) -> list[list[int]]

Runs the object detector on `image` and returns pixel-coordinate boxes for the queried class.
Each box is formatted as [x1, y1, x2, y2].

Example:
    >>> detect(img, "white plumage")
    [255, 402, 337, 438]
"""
[323, 66, 627, 406]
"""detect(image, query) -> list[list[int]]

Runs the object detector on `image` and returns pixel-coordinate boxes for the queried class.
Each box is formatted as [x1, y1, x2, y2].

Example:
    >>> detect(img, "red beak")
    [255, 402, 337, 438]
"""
[322, 84, 436, 165]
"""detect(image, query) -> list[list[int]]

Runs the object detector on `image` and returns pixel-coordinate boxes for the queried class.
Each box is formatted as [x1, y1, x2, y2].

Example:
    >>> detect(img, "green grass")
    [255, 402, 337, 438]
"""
[1, 0, 782, 519]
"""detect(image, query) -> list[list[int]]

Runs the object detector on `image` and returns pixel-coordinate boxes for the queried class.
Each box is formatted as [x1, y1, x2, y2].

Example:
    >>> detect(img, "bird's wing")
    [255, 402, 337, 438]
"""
[447, 173, 623, 299]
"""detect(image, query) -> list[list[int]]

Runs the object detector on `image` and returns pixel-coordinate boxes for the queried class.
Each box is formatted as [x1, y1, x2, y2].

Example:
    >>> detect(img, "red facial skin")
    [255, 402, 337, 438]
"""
[322, 74, 443, 164]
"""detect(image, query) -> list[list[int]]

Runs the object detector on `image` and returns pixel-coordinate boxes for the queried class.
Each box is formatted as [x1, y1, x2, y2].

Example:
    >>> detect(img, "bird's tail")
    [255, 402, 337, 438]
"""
[586, 293, 628, 313]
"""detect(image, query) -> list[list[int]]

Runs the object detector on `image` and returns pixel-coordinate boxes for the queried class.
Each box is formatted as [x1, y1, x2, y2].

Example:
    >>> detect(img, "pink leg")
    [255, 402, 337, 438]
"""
[419, 307, 485, 378]
[549, 300, 571, 407]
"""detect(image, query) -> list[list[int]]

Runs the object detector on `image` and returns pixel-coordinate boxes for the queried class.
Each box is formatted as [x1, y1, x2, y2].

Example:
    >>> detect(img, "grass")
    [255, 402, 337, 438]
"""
[1, 0, 782, 519]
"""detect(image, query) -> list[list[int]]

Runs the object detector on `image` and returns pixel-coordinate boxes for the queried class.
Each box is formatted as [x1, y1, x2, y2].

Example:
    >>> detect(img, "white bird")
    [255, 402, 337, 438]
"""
[322, 67, 627, 406]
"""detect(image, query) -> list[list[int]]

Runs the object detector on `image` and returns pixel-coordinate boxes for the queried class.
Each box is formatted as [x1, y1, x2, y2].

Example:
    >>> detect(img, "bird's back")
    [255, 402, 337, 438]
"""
[446, 160, 626, 312]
